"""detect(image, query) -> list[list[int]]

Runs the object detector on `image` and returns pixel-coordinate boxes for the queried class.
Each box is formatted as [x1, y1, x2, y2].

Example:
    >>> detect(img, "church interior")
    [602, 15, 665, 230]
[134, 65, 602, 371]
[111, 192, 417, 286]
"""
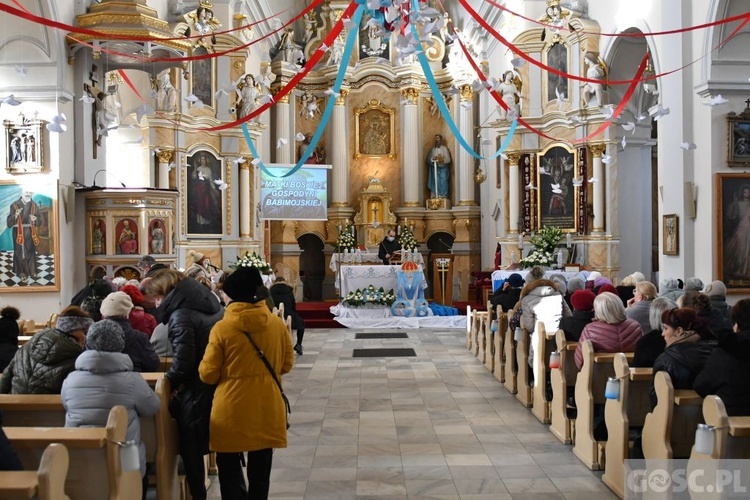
[2, 0, 750, 498]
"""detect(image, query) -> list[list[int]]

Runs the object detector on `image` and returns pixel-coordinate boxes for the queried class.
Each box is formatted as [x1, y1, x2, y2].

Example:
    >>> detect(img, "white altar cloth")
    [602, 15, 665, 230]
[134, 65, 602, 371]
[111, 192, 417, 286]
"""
[334, 315, 467, 329]
[336, 265, 425, 295]
[491, 269, 580, 292]
[330, 251, 424, 273]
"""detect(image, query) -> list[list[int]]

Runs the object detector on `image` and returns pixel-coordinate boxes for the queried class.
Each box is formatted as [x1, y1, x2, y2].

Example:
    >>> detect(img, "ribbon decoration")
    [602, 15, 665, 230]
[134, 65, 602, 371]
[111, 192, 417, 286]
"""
[207, 1, 358, 132]
[241, 4, 365, 179]
[411, 0, 517, 160]
[483, 0, 750, 39]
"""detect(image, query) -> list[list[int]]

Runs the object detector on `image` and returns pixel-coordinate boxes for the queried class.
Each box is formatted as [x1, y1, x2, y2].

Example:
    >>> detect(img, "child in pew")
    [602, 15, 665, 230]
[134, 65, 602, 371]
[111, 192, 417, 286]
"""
[649, 307, 716, 408]
[0, 306, 93, 395]
[61, 319, 160, 500]
[0, 306, 20, 372]
[694, 299, 750, 416]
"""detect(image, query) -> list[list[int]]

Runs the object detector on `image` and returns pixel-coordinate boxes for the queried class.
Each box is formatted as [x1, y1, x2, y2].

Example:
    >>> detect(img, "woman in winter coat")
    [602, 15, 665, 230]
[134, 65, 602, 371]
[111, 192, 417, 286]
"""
[520, 268, 571, 368]
[632, 297, 677, 368]
[0, 306, 93, 394]
[120, 284, 157, 337]
[270, 276, 305, 354]
[649, 307, 716, 408]
[0, 306, 21, 372]
[141, 270, 223, 500]
[625, 281, 658, 334]
[200, 266, 294, 499]
[559, 290, 595, 342]
[61, 320, 160, 499]
[99, 291, 160, 372]
[679, 291, 732, 334]
[575, 292, 643, 369]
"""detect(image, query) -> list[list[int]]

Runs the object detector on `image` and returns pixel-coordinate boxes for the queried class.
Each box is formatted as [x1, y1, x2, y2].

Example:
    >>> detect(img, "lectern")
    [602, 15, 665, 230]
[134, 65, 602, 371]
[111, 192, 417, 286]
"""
[431, 253, 454, 305]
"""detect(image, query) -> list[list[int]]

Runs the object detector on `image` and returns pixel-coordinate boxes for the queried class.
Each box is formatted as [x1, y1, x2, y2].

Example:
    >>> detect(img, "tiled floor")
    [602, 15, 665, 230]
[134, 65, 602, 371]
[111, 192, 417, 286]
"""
[208, 327, 616, 499]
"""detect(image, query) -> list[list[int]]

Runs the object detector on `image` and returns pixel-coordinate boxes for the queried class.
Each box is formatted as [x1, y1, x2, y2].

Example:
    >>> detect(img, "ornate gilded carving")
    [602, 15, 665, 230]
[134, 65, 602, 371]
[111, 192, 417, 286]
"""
[589, 143, 607, 157]
[400, 88, 420, 105]
[226, 158, 232, 235]
[233, 61, 244, 69]
[335, 88, 349, 105]
[459, 85, 473, 102]
[354, 99, 395, 159]
[156, 150, 174, 164]
[505, 152, 521, 165]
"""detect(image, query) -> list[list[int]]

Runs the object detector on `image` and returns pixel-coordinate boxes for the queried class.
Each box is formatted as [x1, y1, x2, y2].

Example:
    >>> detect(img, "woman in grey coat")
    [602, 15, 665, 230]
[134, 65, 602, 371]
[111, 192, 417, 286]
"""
[61, 320, 160, 499]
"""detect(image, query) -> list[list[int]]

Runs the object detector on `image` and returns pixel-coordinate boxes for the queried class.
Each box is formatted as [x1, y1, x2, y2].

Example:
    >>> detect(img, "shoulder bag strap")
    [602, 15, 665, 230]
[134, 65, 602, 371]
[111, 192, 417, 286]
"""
[241, 331, 291, 419]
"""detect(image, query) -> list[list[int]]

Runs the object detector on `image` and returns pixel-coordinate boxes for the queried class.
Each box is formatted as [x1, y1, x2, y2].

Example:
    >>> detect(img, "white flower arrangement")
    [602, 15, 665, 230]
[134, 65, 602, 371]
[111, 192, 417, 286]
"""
[518, 225, 563, 270]
[231, 251, 272, 274]
[398, 228, 418, 251]
[342, 285, 396, 307]
[336, 224, 357, 250]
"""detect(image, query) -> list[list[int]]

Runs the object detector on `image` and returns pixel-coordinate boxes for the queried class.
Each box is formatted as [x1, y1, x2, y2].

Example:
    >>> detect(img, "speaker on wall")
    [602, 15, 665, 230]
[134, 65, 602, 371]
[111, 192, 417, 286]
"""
[684, 181, 697, 219]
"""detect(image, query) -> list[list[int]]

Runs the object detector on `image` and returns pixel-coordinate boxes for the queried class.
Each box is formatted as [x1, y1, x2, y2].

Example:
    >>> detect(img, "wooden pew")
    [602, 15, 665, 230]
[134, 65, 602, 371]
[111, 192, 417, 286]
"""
[515, 326, 533, 407]
[159, 357, 173, 371]
[465, 305, 474, 351]
[47, 313, 59, 329]
[0, 443, 69, 500]
[0, 375, 180, 500]
[6, 405, 141, 500]
[491, 307, 508, 379]
[531, 323, 557, 424]
[481, 302, 494, 372]
[641, 371, 703, 460]
[601, 354, 653, 498]
[474, 310, 489, 361]
[18, 336, 32, 346]
[503, 308, 518, 395]
[549, 330, 578, 444]
[572, 341, 633, 470]
[690, 396, 750, 460]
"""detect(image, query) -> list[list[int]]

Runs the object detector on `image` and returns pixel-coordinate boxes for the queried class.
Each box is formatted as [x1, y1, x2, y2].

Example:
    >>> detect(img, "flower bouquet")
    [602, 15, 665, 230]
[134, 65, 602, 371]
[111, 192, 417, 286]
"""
[518, 226, 562, 269]
[336, 224, 356, 251]
[342, 285, 396, 307]
[398, 227, 418, 251]
[231, 251, 272, 274]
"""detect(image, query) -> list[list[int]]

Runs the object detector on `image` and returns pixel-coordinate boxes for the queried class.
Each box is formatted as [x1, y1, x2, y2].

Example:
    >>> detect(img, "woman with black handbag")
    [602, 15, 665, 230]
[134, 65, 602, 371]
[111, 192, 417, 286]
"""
[200, 266, 294, 499]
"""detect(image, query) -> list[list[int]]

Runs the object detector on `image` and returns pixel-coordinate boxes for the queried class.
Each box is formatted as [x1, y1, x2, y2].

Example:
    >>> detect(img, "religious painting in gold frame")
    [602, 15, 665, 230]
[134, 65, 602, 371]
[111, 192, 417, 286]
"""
[717, 173, 750, 292]
[536, 143, 579, 232]
[663, 214, 678, 256]
[354, 99, 396, 159]
[190, 46, 215, 109]
[728, 108, 750, 167]
[545, 41, 569, 105]
[0, 180, 60, 292]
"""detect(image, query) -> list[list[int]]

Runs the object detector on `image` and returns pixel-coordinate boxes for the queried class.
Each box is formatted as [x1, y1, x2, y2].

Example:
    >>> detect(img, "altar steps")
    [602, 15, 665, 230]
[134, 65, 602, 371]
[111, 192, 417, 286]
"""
[297, 301, 343, 329]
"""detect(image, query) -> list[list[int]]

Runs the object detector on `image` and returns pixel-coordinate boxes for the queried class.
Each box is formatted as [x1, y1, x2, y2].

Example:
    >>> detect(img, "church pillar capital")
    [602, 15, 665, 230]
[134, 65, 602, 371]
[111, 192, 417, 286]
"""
[507, 152, 521, 234]
[505, 152, 521, 165]
[336, 88, 349, 105]
[589, 143, 606, 157]
[155, 150, 174, 189]
[155, 149, 174, 164]
[400, 87, 419, 105]
[239, 156, 253, 170]
[459, 85, 473, 102]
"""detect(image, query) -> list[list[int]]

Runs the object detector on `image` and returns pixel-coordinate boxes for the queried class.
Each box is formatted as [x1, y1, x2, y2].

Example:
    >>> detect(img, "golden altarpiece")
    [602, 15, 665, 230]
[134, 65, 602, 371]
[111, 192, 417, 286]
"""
[352, 178, 397, 249]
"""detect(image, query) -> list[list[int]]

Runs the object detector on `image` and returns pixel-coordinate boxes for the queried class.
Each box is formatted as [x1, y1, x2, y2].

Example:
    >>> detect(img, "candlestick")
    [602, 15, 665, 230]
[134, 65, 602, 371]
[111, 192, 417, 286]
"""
[566, 232, 573, 248]
[404, 217, 408, 228]
[518, 234, 524, 250]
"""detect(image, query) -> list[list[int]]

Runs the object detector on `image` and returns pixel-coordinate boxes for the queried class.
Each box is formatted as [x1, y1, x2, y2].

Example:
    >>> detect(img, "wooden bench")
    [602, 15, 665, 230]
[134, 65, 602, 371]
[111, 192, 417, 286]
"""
[474, 311, 489, 361]
[0, 443, 69, 500]
[515, 326, 533, 407]
[602, 354, 653, 498]
[18, 335, 32, 346]
[491, 307, 508, 381]
[549, 331, 577, 445]
[480, 302, 494, 372]
[6, 405, 141, 500]
[158, 357, 173, 371]
[572, 341, 634, 470]
[503, 307, 518, 395]
[641, 371, 703, 460]
[465, 305, 474, 351]
[531, 323, 558, 424]
[0, 375, 180, 500]
[689, 396, 750, 460]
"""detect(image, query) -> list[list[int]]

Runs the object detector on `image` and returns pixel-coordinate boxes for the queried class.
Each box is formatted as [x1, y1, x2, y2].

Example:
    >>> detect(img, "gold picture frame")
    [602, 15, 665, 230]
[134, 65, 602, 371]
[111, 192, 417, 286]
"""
[354, 99, 395, 159]
[4, 116, 45, 174]
[728, 108, 750, 167]
[663, 214, 678, 256]
[717, 173, 750, 292]
[536, 143, 579, 232]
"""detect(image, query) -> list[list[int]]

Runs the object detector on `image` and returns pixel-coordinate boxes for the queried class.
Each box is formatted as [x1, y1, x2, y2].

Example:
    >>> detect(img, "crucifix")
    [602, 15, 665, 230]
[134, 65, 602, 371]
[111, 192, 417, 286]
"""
[83, 64, 105, 159]
[745, 98, 750, 109]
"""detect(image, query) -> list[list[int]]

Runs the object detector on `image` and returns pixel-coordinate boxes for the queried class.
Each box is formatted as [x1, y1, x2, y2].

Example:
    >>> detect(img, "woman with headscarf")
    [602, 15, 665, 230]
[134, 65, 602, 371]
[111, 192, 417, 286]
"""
[200, 266, 294, 499]
[141, 270, 223, 500]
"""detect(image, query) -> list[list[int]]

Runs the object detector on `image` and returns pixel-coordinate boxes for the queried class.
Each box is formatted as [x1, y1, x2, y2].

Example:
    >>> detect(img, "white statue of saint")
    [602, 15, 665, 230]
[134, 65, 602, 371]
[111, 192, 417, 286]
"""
[581, 52, 607, 108]
[497, 70, 522, 121]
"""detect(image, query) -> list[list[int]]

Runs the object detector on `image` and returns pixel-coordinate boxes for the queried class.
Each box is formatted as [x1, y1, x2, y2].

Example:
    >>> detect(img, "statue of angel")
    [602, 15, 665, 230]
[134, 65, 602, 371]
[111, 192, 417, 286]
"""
[497, 70, 522, 121]
[581, 52, 607, 107]
[236, 74, 261, 120]
[299, 92, 321, 120]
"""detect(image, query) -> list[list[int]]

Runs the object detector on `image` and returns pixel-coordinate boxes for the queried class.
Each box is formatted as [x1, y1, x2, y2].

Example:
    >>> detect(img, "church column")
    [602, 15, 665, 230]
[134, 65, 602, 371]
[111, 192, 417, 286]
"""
[507, 152, 521, 234]
[590, 144, 606, 233]
[401, 87, 420, 206]
[240, 157, 252, 240]
[331, 89, 349, 206]
[457, 85, 475, 205]
[155, 149, 173, 189]
[274, 94, 291, 164]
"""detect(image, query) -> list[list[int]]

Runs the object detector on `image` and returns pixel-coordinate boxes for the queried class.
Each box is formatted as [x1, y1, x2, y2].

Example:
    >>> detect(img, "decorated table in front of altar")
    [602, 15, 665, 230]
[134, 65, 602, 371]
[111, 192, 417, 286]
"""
[329, 251, 424, 274]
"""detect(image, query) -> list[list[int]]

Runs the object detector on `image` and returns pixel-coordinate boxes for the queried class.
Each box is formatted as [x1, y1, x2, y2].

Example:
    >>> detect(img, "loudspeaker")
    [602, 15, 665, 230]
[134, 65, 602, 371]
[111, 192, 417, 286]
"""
[684, 182, 697, 219]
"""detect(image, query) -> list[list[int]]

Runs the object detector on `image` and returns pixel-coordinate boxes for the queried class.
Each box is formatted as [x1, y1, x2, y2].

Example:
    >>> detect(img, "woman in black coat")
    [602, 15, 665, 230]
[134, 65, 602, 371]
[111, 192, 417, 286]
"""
[142, 270, 223, 500]
[632, 297, 677, 368]
[270, 277, 305, 354]
[0, 306, 20, 372]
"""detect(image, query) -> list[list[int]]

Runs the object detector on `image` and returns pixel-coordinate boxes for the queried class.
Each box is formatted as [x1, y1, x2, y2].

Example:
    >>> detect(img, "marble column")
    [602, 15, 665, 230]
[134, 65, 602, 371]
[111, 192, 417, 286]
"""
[274, 94, 291, 164]
[457, 85, 475, 206]
[155, 149, 173, 189]
[506, 152, 521, 234]
[590, 144, 606, 233]
[331, 89, 349, 207]
[401, 87, 421, 207]
[239, 157, 253, 240]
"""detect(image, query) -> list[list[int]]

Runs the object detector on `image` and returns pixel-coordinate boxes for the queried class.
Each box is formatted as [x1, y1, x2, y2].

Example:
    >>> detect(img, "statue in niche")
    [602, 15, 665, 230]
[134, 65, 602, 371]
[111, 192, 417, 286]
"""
[497, 70, 522, 121]
[547, 42, 568, 102]
[360, 16, 386, 58]
[303, 11, 317, 44]
[327, 36, 345, 67]
[258, 64, 276, 92]
[426, 134, 452, 199]
[153, 69, 177, 112]
[236, 74, 261, 120]
[581, 52, 607, 108]
[299, 92, 321, 120]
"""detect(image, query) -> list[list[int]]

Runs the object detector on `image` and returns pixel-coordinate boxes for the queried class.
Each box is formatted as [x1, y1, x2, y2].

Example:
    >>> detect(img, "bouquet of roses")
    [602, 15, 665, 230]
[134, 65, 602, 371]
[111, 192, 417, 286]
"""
[398, 228, 418, 251]
[336, 224, 356, 251]
[231, 251, 272, 274]
[342, 285, 397, 307]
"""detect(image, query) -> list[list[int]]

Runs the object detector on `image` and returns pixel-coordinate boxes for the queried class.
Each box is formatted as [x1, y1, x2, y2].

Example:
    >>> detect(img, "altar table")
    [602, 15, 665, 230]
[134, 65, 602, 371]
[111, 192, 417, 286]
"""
[330, 251, 424, 274]
[337, 265, 426, 296]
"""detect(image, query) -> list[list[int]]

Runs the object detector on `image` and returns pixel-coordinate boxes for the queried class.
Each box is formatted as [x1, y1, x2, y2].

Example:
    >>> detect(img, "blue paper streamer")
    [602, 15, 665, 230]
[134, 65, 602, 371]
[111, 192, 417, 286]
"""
[410, 0, 517, 160]
[243, 5, 365, 178]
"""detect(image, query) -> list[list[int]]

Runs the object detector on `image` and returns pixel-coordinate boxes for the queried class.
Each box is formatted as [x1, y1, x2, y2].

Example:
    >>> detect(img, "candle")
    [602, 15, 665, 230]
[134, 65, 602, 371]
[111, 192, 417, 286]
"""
[557, 250, 563, 267]
[404, 217, 408, 228]
[518, 234, 524, 250]
[566, 232, 573, 248]
[694, 424, 715, 455]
